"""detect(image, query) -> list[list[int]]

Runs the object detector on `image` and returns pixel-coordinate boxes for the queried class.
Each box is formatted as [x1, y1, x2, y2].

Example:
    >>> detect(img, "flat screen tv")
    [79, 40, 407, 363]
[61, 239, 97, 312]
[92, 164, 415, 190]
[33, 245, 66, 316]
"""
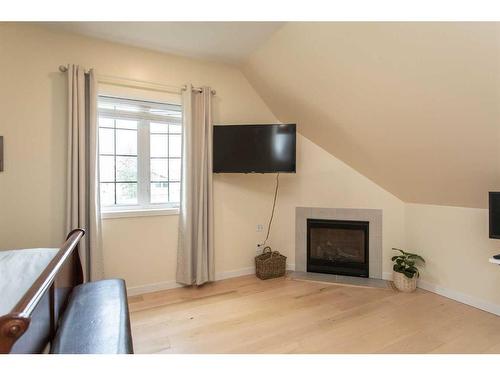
[213, 124, 296, 173]
[489, 192, 500, 239]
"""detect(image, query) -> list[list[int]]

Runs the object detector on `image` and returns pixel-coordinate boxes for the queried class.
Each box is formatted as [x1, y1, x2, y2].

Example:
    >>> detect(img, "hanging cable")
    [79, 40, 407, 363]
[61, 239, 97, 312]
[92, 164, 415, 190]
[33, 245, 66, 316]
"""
[262, 173, 280, 246]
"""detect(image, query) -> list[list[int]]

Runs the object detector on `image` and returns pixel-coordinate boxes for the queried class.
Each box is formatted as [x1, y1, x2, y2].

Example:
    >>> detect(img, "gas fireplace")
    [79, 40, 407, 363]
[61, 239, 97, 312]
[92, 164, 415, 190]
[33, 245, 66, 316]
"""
[307, 219, 369, 277]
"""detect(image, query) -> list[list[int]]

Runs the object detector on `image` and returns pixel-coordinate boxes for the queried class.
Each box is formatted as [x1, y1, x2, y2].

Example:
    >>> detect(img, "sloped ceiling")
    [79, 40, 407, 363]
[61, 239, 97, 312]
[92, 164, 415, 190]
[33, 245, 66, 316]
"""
[42, 22, 284, 64]
[242, 22, 500, 208]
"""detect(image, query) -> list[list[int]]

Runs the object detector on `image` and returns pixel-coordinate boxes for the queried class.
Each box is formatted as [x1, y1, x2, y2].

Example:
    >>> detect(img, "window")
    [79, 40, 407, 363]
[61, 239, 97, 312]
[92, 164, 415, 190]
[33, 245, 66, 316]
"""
[98, 96, 182, 213]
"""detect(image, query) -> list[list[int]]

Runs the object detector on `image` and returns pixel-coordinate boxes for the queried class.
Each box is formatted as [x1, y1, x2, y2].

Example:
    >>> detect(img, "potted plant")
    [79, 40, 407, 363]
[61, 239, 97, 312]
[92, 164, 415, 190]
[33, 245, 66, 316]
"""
[391, 248, 425, 292]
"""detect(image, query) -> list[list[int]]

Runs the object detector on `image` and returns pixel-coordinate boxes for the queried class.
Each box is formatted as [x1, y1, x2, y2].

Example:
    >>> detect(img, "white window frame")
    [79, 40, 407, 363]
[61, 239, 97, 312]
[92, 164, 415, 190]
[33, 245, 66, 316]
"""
[98, 95, 182, 219]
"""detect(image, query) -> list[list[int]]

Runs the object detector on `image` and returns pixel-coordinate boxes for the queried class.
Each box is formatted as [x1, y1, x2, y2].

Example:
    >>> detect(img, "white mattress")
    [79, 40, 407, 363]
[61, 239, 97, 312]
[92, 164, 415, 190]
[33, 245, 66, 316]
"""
[0, 248, 59, 316]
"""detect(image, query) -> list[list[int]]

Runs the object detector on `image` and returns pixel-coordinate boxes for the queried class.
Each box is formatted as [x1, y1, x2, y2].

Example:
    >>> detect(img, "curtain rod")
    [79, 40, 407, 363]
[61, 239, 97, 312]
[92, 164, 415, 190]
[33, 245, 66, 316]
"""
[58, 65, 216, 95]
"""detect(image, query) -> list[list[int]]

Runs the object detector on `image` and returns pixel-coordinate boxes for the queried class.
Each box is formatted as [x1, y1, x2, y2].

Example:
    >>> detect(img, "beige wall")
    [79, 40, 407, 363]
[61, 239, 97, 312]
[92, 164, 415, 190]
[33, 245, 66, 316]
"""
[406, 203, 500, 309]
[102, 215, 178, 289]
[272, 135, 405, 274]
[0, 23, 277, 289]
[2, 23, 497, 315]
[104, 133, 407, 291]
[0, 23, 406, 293]
[241, 22, 500, 312]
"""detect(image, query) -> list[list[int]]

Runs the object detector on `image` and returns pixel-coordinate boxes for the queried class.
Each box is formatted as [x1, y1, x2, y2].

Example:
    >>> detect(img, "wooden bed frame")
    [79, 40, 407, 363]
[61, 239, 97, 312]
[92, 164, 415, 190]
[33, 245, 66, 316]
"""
[0, 229, 85, 354]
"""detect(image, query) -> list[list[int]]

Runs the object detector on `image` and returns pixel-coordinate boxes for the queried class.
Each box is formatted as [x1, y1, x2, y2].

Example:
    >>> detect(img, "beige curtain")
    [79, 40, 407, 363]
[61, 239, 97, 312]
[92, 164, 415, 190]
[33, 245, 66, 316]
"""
[65, 65, 103, 281]
[176, 85, 215, 285]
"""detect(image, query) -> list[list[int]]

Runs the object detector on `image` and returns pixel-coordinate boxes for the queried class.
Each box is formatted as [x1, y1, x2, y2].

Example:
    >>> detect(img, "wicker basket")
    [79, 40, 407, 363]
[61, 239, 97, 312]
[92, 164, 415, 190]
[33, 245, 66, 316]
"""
[255, 246, 287, 280]
[393, 271, 417, 292]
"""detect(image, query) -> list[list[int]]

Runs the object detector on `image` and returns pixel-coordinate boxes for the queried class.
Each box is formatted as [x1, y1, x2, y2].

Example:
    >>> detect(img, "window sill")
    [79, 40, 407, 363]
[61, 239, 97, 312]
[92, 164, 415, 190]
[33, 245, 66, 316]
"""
[101, 208, 179, 219]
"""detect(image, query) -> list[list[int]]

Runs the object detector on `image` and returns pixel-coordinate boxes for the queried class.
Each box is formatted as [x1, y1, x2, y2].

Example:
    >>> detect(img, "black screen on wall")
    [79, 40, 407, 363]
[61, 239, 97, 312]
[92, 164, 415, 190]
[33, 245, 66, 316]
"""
[213, 124, 296, 173]
[489, 192, 500, 239]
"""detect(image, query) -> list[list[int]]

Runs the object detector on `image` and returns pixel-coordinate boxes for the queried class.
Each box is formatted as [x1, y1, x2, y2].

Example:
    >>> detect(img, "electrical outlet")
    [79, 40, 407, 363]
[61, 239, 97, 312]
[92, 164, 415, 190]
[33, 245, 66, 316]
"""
[256, 243, 264, 254]
[256, 224, 264, 232]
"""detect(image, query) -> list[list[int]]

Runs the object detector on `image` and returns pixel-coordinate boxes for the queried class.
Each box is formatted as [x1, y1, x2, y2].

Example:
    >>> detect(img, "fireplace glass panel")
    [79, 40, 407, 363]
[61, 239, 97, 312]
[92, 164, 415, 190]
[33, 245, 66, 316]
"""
[309, 227, 365, 263]
[307, 219, 369, 277]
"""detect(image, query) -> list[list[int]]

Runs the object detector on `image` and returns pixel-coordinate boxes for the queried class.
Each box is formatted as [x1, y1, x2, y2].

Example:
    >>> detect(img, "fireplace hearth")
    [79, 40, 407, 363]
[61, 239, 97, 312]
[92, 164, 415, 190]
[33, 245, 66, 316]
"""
[307, 219, 369, 278]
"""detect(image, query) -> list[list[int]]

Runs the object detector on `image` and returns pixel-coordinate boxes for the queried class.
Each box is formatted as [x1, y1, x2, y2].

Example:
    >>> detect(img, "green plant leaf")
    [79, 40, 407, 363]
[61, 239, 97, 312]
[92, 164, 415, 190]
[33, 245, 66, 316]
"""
[393, 264, 404, 273]
[392, 248, 425, 266]
[392, 248, 406, 255]
[408, 254, 425, 263]
[403, 270, 415, 278]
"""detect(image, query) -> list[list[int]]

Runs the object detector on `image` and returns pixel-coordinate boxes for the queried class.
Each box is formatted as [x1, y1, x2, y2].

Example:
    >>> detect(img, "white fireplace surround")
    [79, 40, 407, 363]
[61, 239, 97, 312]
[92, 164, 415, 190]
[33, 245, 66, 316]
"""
[295, 207, 383, 279]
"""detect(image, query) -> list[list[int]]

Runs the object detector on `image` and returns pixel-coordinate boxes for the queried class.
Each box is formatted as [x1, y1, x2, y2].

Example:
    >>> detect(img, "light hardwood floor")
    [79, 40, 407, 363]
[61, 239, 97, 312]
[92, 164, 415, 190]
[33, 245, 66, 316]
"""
[129, 275, 500, 354]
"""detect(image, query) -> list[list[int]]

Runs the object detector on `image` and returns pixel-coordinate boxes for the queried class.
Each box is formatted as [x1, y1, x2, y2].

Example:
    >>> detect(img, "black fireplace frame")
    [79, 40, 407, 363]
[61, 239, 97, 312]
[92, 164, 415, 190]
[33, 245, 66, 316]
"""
[306, 219, 369, 278]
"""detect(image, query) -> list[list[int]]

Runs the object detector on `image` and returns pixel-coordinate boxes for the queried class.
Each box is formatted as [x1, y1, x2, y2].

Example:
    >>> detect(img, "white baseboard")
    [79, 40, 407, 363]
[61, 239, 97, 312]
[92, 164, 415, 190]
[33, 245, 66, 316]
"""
[127, 263, 297, 296]
[215, 266, 255, 281]
[127, 280, 183, 296]
[382, 271, 500, 316]
[417, 279, 500, 316]
[382, 272, 392, 281]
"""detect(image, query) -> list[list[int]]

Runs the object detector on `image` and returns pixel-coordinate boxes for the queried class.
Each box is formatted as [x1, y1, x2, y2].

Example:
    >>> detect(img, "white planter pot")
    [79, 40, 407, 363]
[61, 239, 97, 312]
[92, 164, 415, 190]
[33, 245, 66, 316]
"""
[393, 271, 417, 292]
